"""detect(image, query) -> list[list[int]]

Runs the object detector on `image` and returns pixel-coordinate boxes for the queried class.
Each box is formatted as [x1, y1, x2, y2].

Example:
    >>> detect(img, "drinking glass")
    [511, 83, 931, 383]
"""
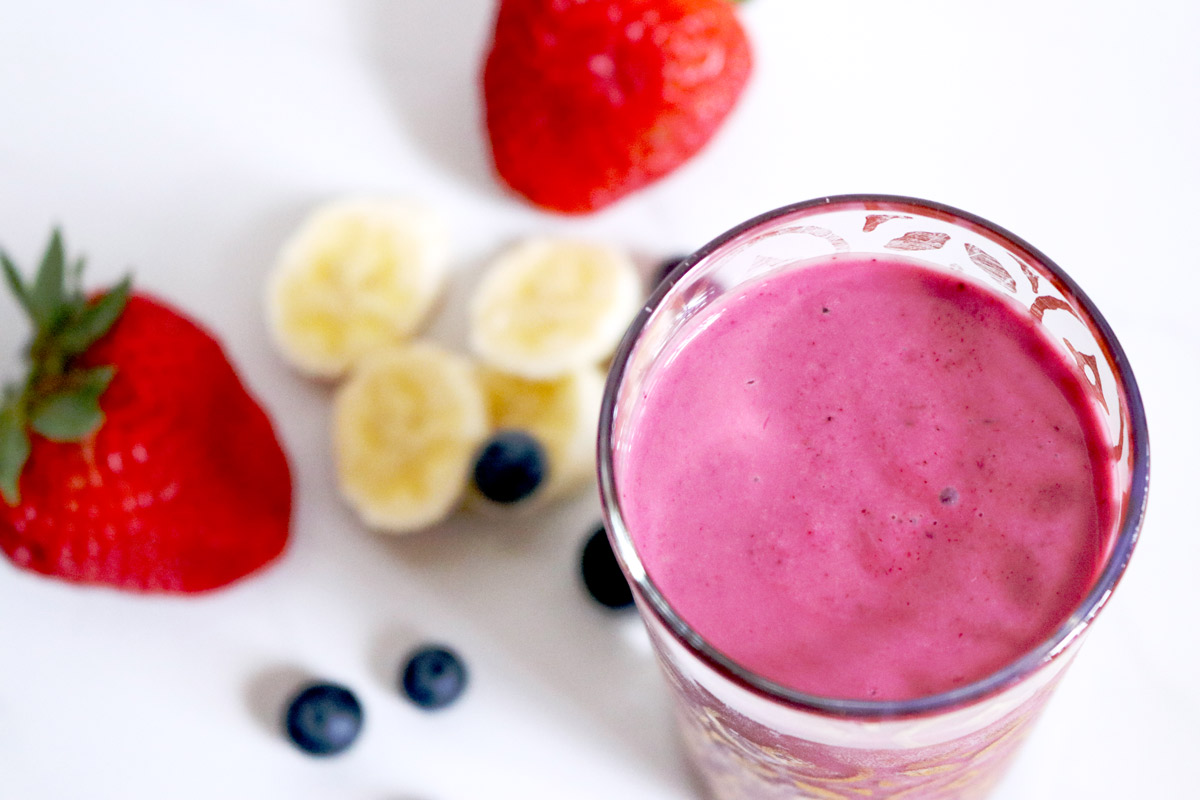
[597, 195, 1148, 799]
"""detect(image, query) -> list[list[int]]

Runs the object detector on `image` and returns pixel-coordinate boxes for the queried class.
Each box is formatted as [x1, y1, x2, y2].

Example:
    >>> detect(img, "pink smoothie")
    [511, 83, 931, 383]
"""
[617, 255, 1115, 701]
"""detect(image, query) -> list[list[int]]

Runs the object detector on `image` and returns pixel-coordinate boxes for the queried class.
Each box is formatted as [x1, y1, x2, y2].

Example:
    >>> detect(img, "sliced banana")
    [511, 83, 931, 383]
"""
[333, 343, 487, 533]
[468, 238, 642, 379]
[477, 365, 606, 501]
[267, 198, 450, 379]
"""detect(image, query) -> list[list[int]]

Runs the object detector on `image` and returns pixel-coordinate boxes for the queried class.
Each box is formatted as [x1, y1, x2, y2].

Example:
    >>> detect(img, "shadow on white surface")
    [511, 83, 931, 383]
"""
[352, 0, 504, 202]
[245, 664, 317, 740]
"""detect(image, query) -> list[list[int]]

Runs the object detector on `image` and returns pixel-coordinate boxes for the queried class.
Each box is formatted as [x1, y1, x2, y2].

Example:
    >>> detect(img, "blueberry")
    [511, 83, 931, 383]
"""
[284, 682, 363, 756]
[401, 646, 468, 710]
[654, 255, 687, 286]
[473, 430, 547, 504]
[580, 524, 634, 610]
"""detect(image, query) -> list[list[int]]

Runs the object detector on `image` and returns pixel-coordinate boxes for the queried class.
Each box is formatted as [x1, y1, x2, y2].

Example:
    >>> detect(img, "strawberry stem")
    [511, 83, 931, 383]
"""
[0, 229, 131, 504]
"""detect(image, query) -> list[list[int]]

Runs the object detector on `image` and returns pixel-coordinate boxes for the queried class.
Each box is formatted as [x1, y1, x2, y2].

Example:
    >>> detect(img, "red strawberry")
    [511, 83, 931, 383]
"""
[0, 231, 291, 593]
[482, 0, 753, 214]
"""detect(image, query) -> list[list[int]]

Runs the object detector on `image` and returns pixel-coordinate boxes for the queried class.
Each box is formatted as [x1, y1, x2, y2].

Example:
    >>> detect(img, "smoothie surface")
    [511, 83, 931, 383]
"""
[617, 255, 1115, 701]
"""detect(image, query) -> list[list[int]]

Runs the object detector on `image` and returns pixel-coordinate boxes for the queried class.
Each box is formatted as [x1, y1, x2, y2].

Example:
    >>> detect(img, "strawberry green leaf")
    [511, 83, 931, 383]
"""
[67, 255, 86, 303]
[76, 365, 116, 397]
[58, 276, 132, 356]
[29, 387, 105, 442]
[30, 229, 67, 329]
[0, 399, 31, 505]
[1, 250, 34, 317]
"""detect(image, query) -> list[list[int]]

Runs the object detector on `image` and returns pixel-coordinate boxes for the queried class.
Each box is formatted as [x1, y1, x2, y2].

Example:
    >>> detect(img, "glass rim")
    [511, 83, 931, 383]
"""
[597, 193, 1150, 720]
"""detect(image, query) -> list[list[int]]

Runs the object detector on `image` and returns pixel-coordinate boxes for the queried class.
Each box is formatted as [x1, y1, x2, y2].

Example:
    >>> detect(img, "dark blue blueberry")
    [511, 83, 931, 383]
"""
[580, 524, 634, 610]
[284, 682, 363, 756]
[472, 430, 547, 504]
[654, 255, 688, 286]
[401, 646, 468, 710]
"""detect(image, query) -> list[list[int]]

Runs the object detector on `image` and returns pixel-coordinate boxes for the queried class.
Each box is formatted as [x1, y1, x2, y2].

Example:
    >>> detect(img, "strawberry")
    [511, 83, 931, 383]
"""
[0, 231, 291, 593]
[482, 0, 753, 214]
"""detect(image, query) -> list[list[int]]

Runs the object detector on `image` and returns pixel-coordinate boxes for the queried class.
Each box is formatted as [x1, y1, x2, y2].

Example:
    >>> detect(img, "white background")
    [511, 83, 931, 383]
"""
[1, 1, 1197, 798]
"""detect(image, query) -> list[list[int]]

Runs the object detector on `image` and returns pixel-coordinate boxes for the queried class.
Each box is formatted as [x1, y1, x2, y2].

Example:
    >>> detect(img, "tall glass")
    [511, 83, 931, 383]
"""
[597, 195, 1148, 799]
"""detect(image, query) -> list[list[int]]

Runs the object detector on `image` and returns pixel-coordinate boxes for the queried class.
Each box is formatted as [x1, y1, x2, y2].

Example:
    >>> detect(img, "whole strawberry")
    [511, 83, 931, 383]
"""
[0, 231, 291, 593]
[482, 0, 753, 214]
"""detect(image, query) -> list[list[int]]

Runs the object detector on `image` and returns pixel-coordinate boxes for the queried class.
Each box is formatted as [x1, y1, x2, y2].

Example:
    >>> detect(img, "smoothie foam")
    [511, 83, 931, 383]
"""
[617, 254, 1115, 702]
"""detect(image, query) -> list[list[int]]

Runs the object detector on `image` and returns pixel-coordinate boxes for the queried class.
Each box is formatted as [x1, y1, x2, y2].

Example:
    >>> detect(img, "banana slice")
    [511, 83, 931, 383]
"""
[477, 365, 606, 501]
[333, 343, 487, 533]
[468, 238, 642, 379]
[267, 198, 450, 379]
